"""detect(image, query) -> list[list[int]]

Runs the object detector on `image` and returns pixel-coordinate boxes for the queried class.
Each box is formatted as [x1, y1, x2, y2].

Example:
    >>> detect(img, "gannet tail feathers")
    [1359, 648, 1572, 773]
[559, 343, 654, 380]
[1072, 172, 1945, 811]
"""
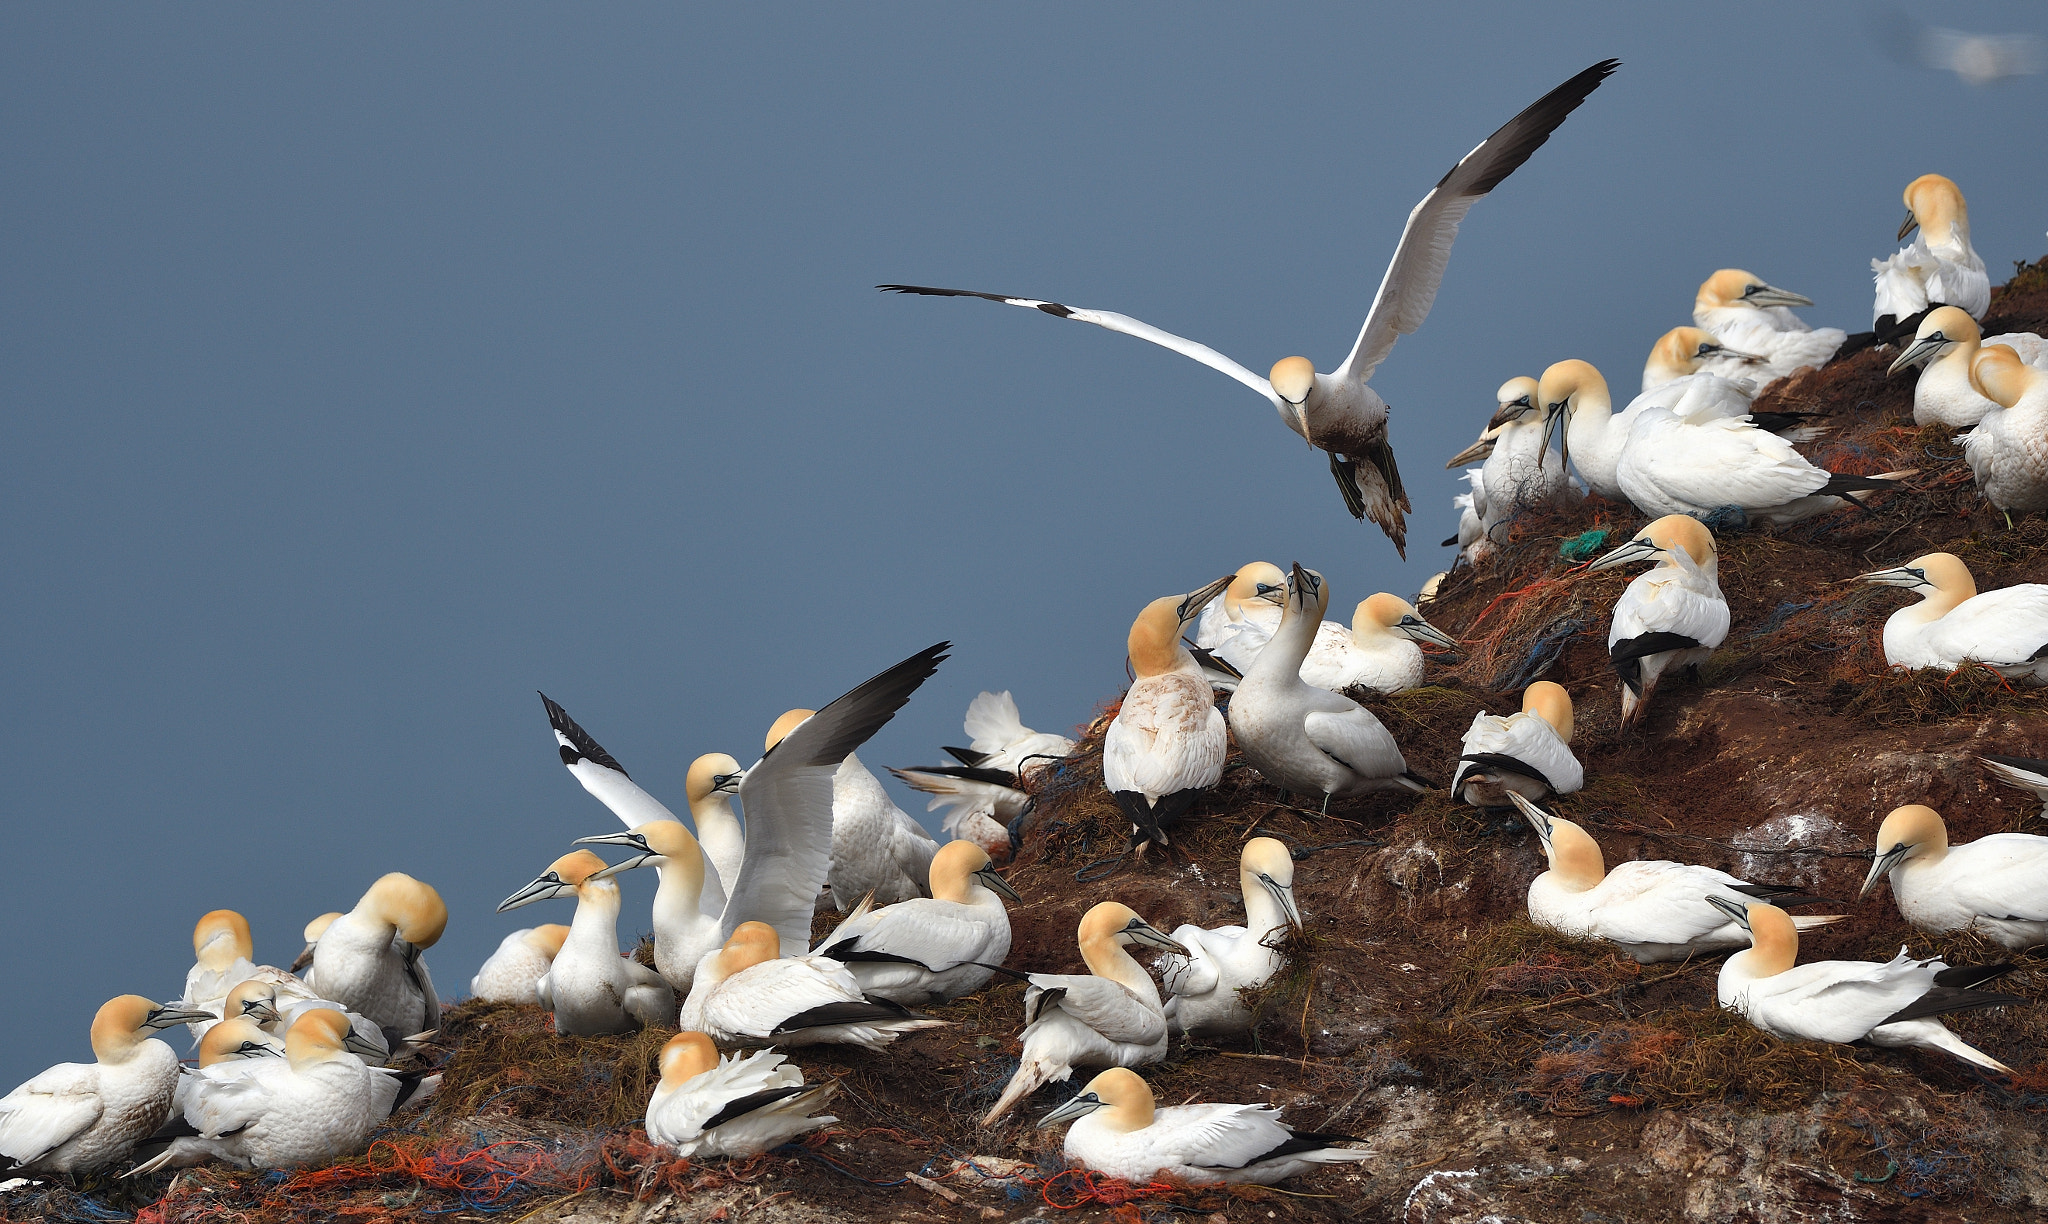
[1112, 788, 1202, 848]
[1875, 984, 2027, 1029]
[1395, 770, 1436, 792]
[1978, 754, 2048, 810]
[1456, 752, 1555, 792]
[1933, 963, 2019, 991]
[982, 1051, 1064, 1126]
[943, 746, 991, 767]
[963, 690, 1028, 750]
[1609, 632, 1702, 693]
[700, 1083, 837, 1134]
[1789, 914, 1847, 931]
[773, 997, 936, 1034]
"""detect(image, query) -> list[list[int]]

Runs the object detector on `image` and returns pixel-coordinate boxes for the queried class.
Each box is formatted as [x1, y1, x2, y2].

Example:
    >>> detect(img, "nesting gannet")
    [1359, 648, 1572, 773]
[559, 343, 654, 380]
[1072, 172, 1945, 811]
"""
[882, 60, 1618, 555]
[498, 850, 675, 1034]
[1040, 1068, 1369, 1185]
[1297, 592, 1458, 696]
[1444, 378, 1577, 544]
[1641, 327, 1766, 395]
[1452, 682, 1583, 809]
[574, 820, 723, 992]
[1617, 403, 1899, 525]
[1590, 516, 1731, 732]
[1195, 563, 1287, 652]
[810, 840, 1020, 1004]
[1888, 307, 2048, 429]
[1691, 269, 1846, 382]
[1710, 897, 2019, 1071]
[1963, 343, 2048, 516]
[1511, 795, 1839, 962]
[946, 690, 1075, 782]
[211, 978, 397, 1069]
[1860, 804, 2048, 951]
[981, 902, 1188, 1125]
[1872, 174, 1990, 332]
[764, 708, 938, 912]
[182, 910, 258, 1019]
[1104, 576, 1234, 851]
[1980, 753, 2048, 818]
[1153, 837, 1302, 1037]
[309, 873, 446, 1035]
[684, 753, 747, 900]
[1229, 565, 1426, 806]
[469, 925, 570, 1005]
[1857, 552, 2048, 682]
[0, 997, 212, 1175]
[646, 1033, 838, 1158]
[680, 921, 945, 1050]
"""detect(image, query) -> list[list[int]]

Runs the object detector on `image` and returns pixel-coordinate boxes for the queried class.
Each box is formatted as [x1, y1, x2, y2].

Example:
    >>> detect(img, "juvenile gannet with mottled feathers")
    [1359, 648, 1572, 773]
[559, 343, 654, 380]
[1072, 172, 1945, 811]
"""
[1040, 1068, 1368, 1185]
[680, 922, 945, 1050]
[684, 753, 747, 898]
[1860, 804, 2048, 951]
[1691, 269, 1846, 381]
[1104, 576, 1234, 851]
[1872, 174, 1990, 333]
[810, 840, 1020, 1004]
[1590, 516, 1730, 732]
[1888, 307, 2048, 429]
[1964, 343, 2048, 516]
[1153, 838, 1303, 1037]
[882, 61, 1618, 554]
[1452, 681, 1582, 808]
[310, 873, 446, 1036]
[646, 1032, 838, 1158]
[1710, 897, 2019, 1071]
[981, 902, 1188, 1125]
[1511, 795, 1839, 962]
[0, 997, 212, 1175]
[498, 850, 674, 1033]
[469, 925, 570, 1005]
[1298, 592, 1458, 695]
[1857, 552, 2048, 682]
[763, 708, 939, 912]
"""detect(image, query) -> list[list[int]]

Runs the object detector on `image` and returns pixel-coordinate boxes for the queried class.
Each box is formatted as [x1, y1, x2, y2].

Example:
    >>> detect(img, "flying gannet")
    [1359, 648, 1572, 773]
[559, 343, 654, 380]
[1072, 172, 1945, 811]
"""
[1691, 269, 1846, 382]
[680, 921, 945, 1050]
[809, 839, 1020, 1004]
[309, 873, 446, 1036]
[1872, 174, 1990, 335]
[1964, 343, 2048, 517]
[1153, 837, 1303, 1037]
[1297, 591, 1460, 696]
[469, 925, 570, 1006]
[0, 997, 212, 1175]
[1860, 804, 2048, 951]
[1888, 307, 2048, 429]
[881, 60, 1620, 555]
[1104, 575, 1234, 852]
[498, 850, 675, 1034]
[1589, 516, 1731, 733]
[645, 1032, 838, 1158]
[1857, 552, 2048, 683]
[1452, 681, 1583, 809]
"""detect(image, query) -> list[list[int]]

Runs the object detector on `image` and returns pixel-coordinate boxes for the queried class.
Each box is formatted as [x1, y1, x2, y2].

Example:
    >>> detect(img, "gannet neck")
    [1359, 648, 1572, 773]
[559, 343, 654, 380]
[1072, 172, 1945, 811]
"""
[524, 924, 571, 959]
[1238, 837, 1298, 936]
[89, 996, 157, 1062]
[1543, 815, 1606, 890]
[1972, 344, 2038, 408]
[198, 1016, 275, 1068]
[1130, 576, 1232, 678]
[1077, 904, 1161, 994]
[1082, 1068, 1155, 1133]
[633, 821, 708, 916]
[765, 709, 816, 753]
[716, 922, 781, 979]
[927, 840, 990, 903]
[1522, 681, 1573, 741]
[192, 909, 255, 971]
[304, 912, 342, 944]
[284, 1008, 353, 1071]
[659, 1031, 720, 1086]
[363, 873, 448, 948]
[572, 873, 628, 930]
[1904, 173, 1969, 249]
[1264, 564, 1329, 666]
[1875, 804, 1952, 871]
[1742, 903, 1799, 977]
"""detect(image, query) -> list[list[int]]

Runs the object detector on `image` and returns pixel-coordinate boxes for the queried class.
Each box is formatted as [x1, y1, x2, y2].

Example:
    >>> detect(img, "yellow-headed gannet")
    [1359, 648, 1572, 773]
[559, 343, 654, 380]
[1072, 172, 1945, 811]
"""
[1872, 174, 1990, 331]
[684, 753, 747, 901]
[469, 925, 570, 1005]
[288, 912, 341, 975]
[1228, 565, 1427, 807]
[1446, 378, 1579, 545]
[1980, 753, 2048, 818]
[809, 840, 1020, 1004]
[497, 850, 674, 1034]
[1860, 804, 2048, 951]
[1104, 576, 1234, 851]
[1691, 269, 1846, 382]
[1710, 897, 2019, 1071]
[1153, 837, 1302, 1037]
[1453, 681, 1582, 808]
[0, 997, 212, 1175]
[1039, 1068, 1369, 1185]
[574, 820, 722, 992]
[211, 978, 397, 1070]
[1857, 552, 2048, 683]
[887, 764, 1026, 860]
[182, 910, 258, 1018]
[310, 873, 446, 1035]
[679, 922, 945, 1050]
[764, 707, 939, 912]
[1298, 592, 1459, 696]
[1964, 343, 2048, 515]
[1888, 306, 2048, 429]
[882, 61, 1619, 555]
[981, 902, 1188, 1125]
[1510, 795, 1839, 962]
[1195, 563, 1287, 652]
[646, 1032, 838, 1158]
[1641, 327, 1766, 394]
[1206, 569, 1289, 683]
[1590, 516, 1731, 732]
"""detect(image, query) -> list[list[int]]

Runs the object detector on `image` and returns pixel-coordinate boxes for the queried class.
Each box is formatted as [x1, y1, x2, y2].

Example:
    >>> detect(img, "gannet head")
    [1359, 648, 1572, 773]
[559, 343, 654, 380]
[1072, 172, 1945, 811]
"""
[1854, 552, 1976, 605]
[657, 1031, 722, 1087]
[1507, 794, 1604, 889]
[715, 921, 782, 978]
[223, 979, 283, 1027]
[1241, 836, 1302, 931]
[1038, 1067, 1155, 1132]
[192, 909, 254, 972]
[1078, 901, 1190, 959]
[197, 1015, 281, 1068]
[497, 849, 611, 911]
[685, 752, 745, 803]
[1887, 306, 1981, 376]
[1588, 514, 1715, 571]
[1358, 592, 1461, 651]
[1285, 563, 1330, 623]
[1646, 327, 1761, 384]
[1900, 173, 1968, 243]
[1495, 376, 1539, 422]
[1536, 359, 1609, 469]
[1969, 343, 2036, 409]
[930, 839, 1022, 904]
[1704, 895, 1796, 975]
[1521, 681, 1573, 742]
[577, 820, 704, 888]
[765, 709, 816, 753]
[1697, 269, 1812, 312]
[1223, 562, 1287, 619]
[524, 923, 571, 959]
[90, 996, 217, 1062]
[1128, 575, 1234, 679]
[362, 873, 448, 949]
[1269, 356, 1316, 408]
[285, 1007, 383, 1069]
[1861, 804, 1951, 897]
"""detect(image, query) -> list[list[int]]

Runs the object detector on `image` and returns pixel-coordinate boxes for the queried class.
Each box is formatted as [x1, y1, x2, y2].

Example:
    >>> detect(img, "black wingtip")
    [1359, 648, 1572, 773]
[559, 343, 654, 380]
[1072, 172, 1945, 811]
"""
[537, 692, 631, 777]
[1448, 58, 1621, 195]
[783, 641, 951, 770]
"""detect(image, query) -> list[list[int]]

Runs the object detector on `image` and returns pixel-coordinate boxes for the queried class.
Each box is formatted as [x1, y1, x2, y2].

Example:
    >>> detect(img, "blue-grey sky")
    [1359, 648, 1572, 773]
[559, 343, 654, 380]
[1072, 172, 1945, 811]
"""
[4, 4, 2045, 1086]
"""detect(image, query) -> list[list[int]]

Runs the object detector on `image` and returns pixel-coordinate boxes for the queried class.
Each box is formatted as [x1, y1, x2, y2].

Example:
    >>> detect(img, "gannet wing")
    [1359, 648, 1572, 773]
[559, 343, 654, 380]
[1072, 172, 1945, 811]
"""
[539, 693, 681, 829]
[815, 903, 997, 973]
[0, 1063, 103, 1166]
[1335, 60, 1617, 386]
[1491, 713, 1583, 793]
[1156, 926, 1223, 998]
[1166, 1103, 1304, 1170]
[1938, 836, 2048, 922]
[1028, 974, 1167, 1045]
[1626, 415, 1830, 511]
[1302, 707, 1405, 778]
[725, 643, 950, 951]
[1752, 953, 1939, 1042]
[1928, 586, 2048, 667]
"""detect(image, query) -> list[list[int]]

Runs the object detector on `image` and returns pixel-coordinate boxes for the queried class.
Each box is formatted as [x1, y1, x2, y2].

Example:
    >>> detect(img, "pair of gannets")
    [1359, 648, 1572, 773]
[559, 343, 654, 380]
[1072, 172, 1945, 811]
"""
[1712, 898, 2018, 1072]
[1691, 269, 1846, 382]
[0, 997, 213, 1175]
[1153, 838, 1302, 1037]
[680, 921, 945, 1050]
[1209, 564, 1452, 697]
[1195, 563, 1286, 654]
[1443, 377, 1578, 545]
[882, 61, 1619, 554]
[1963, 343, 2048, 515]
[1452, 681, 1583, 809]
[1039, 1068, 1370, 1186]
[810, 839, 1020, 1004]
[1858, 552, 2048, 683]
[981, 902, 1188, 1125]
[1509, 795, 1840, 962]
[1591, 516, 1731, 733]
[1888, 307, 2048, 429]
[1872, 174, 1990, 332]
[646, 1033, 837, 1157]
[498, 850, 675, 1034]
[308, 873, 446, 1036]
[1861, 804, 2048, 951]
[470, 925, 570, 1005]
[1104, 576, 1234, 851]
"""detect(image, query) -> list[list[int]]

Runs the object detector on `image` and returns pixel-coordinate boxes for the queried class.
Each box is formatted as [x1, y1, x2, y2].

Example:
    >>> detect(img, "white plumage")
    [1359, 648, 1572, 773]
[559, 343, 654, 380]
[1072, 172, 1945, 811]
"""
[1871, 174, 1990, 326]
[1961, 342, 2048, 515]
[681, 923, 945, 1051]
[1297, 592, 1458, 696]
[1154, 838, 1302, 1037]
[957, 690, 1075, 780]
[1104, 577, 1234, 849]
[646, 1034, 837, 1158]
[809, 841, 1018, 1005]
[0, 998, 210, 1176]
[469, 926, 568, 1006]
[1452, 682, 1582, 808]
[1592, 516, 1731, 732]
[308, 873, 446, 1037]
[497, 851, 674, 1035]
[1888, 307, 2048, 429]
[1861, 805, 2048, 952]
[1859, 552, 2048, 683]
[1692, 269, 1845, 383]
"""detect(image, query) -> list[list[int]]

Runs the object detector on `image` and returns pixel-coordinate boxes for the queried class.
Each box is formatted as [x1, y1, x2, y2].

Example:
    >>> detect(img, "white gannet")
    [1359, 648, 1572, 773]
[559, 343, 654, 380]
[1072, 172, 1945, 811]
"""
[1964, 343, 2048, 516]
[1153, 837, 1303, 1037]
[1039, 1068, 1370, 1186]
[575, 821, 723, 992]
[309, 873, 446, 1036]
[645, 1032, 838, 1158]
[680, 921, 946, 1050]
[1691, 269, 1846, 382]
[684, 753, 748, 901]
[1540, 360, 1646, 501]
[809, 840, 1020, 1004]
[1195, 562, 1287, 651]
[887, 765, 1026, 860]
[0, 998, 213, 1175]
[497, 850, 675, 1034]
[1857, 552, 2048, 683]
[1860, 804, 2048, 951]
[177, 995, 435, 1131]
[1872, 174, 1990, 332]
[1589, 516, 1731, 732]
[1208, 571, 1290, 682]
[1228, 565, 1426, 807]
[1710, 897, 2019, 1071]
[1445, 377, 1578, 543]
[1452, 681, 1583, 809]
[289, 912, 342, 976]
[213, 978, 396, 1068]
[1641, 327, 1765, 395]
[1103, 576, 1234, 851]
[1297, 592, 1459, 696]
[1635, 331, 1831, 443]
[181, 911, 258, 1022]
[469, 925, 570, 1005]
[981, 902, 1188, 1125]
[1888, 307, 2048, 429]
[882, 61, 1619, 555]
[1510, 794, 1840, 962]
[764, 708, 938, 912]
[1980, 753, 2048, 818]
[948, 690, 1075, 782]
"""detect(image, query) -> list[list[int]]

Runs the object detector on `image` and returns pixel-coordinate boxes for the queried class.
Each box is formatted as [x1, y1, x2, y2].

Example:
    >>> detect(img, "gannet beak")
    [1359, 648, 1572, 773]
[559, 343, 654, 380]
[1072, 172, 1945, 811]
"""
[1898, 210, 1919, 242]
[575, 832, 658, 879]
[1852, 565, 1929, 590]
[1743, 283, 1813, 309]
[711, 772, 743, 794]
[1445, 436, 1495, 468]
[1506, 792, 1553, 845]
[1397, 615, 1462, 652]
[974, 865, 1024, 903]
[1887, 336, 1946, 376]
[241, 999, 283, 1025]
[497, 871, 570, 912]
[143, 1006, 218, 1031]
[1122, 917, 1191, 957]
[289, 944, 317, 974]
[1259, 873, 1303, 931]
[1706, 343, 1766, 364]
[1253, 582, 1286, 606]
[1704, 893, 1752, 930]
[588, 852, 659, 881]
[1586, 537, 1661, 571]
[1860, 844, 1911, 898]
[1543, 399, 1571, 472]
[1179, 574, 1237, 624]
[1038, 1089, 1106, 1128]
[342, 1029, 387, 1060]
